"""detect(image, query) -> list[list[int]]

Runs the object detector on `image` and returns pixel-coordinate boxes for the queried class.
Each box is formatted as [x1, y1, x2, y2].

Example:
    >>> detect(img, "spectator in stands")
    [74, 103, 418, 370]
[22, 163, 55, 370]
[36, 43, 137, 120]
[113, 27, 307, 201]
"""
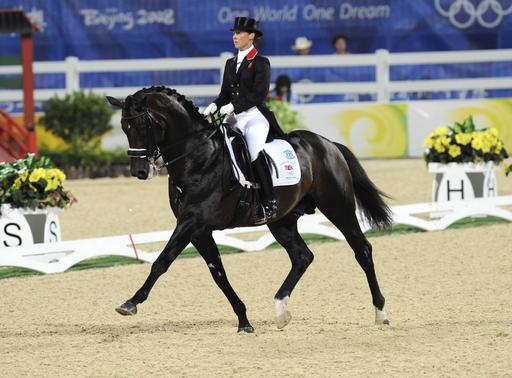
[202, 17, 284, 221]
[272, 74, 299, 104]
[332, 34, 349, 55]
[291, 36, 312, 55]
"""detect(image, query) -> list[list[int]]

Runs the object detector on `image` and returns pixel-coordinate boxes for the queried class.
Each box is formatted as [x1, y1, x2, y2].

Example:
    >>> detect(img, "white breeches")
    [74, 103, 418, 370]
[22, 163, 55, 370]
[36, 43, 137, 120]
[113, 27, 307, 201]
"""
[234, 107, 269, 162]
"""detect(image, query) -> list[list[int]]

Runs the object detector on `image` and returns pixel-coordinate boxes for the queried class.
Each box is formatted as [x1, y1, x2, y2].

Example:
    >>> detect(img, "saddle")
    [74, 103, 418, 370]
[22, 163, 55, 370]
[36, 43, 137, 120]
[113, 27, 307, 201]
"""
[218, 115, 301, 188]
[210, 113, 301, 226]
[219, 123, 270, 226]
[214, 118, 300, 227]
[225, 125, 277, 189]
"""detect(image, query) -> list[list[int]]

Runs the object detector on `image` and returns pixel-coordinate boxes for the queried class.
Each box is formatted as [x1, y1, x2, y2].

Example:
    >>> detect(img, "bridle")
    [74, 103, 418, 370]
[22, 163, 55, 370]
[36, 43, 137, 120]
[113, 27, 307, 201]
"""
[122, 109, 160, 161]
[121, 107, 219, 168]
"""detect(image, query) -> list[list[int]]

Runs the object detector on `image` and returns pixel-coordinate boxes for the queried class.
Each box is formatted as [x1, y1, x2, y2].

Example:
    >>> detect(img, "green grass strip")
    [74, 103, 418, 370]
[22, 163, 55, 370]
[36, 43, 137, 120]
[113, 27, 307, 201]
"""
[0, 216, 508, 280]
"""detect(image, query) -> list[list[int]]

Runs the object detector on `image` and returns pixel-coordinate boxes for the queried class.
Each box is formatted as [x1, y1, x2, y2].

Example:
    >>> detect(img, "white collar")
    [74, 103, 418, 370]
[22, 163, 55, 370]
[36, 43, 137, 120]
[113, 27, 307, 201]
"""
[237, 45, 254, 62]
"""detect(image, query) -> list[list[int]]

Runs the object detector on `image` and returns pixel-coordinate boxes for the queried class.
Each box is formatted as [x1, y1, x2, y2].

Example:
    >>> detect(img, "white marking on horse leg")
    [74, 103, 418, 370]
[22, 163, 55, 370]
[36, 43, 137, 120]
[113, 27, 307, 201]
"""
[207, 263, 222, 277]
[147, 164, 154, 180]
[275, 296, 292, 329]
[375, 306, 390, 325]
[275, 296, 289, 316]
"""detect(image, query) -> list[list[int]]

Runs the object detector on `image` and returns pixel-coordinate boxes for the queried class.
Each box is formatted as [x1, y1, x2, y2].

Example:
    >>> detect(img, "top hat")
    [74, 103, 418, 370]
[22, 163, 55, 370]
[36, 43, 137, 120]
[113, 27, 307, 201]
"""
[291, 36, 312, 51]
[230, 17, 262, 37]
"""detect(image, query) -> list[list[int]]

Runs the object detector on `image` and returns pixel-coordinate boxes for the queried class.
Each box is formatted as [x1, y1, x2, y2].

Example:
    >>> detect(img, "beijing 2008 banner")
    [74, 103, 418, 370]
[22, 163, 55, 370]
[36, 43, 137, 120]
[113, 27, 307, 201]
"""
[0, 0, 511, 60]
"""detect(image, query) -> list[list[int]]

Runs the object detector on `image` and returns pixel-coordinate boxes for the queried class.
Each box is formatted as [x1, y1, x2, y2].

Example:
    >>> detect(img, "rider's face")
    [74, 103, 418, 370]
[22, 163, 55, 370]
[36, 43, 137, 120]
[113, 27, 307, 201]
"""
[233, 31, 254, 51]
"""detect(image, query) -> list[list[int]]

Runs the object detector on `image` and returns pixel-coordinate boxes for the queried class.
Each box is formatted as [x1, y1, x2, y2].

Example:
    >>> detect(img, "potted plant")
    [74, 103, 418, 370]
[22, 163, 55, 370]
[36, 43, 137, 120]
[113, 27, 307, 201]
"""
[38, 91, 120, 178]
[0, 153, 76, 246]
[266, 98, 306, 133]
[423, 116, 508, 204]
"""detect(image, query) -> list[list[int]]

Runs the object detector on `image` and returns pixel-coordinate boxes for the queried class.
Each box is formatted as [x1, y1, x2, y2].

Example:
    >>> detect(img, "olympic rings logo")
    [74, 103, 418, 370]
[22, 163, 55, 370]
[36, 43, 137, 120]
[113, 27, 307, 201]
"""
[435, 0, 512, 28]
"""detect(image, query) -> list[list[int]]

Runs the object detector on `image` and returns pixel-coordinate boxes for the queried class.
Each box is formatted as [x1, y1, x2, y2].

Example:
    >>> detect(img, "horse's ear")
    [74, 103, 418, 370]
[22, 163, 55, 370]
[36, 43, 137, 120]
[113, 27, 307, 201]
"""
[106, 96, 124, 108]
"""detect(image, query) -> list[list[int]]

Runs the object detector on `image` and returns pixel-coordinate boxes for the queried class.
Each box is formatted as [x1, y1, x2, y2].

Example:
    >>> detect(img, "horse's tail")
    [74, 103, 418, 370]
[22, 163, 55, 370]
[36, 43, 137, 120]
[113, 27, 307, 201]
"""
[335, 143, 393, 230]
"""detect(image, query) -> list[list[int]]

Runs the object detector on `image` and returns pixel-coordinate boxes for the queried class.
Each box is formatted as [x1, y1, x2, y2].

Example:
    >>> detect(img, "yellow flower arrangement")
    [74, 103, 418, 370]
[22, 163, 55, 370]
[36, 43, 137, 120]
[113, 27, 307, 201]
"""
[448, 144, 461, 158]
[13, 170, 29, 189]
[0, 154, 76, 212]
[29, 168, 46, 183]
[423, 116, 509, 164]
[45, 168, 66, 192]
[455, 133, 472, 145]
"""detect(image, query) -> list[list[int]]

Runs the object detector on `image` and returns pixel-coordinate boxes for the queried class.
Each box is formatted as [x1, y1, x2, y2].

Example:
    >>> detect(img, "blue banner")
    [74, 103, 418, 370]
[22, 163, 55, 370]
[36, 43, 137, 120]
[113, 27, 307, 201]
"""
[0, 0, 511, 60]
[1, 0, 511, 105]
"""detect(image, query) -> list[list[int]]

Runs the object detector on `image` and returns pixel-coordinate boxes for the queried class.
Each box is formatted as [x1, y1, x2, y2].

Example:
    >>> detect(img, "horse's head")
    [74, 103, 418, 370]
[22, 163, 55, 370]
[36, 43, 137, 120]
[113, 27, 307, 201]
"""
[108, 87, 213, 180]
[107, 92, 168, 180]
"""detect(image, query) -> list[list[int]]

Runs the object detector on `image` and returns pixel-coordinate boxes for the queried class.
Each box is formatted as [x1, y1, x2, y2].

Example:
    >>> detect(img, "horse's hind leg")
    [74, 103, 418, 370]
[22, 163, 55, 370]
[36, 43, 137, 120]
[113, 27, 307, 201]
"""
[192, 233, 254, 333]
[315, 198, 389, 325]
[267, 215, 314, 329]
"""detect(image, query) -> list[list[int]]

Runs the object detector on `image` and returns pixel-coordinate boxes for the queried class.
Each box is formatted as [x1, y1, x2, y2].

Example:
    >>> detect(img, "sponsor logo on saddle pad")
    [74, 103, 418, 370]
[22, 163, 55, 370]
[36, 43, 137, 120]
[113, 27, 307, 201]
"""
[283, 149, 295, 160]
[280, 162, 299, 180]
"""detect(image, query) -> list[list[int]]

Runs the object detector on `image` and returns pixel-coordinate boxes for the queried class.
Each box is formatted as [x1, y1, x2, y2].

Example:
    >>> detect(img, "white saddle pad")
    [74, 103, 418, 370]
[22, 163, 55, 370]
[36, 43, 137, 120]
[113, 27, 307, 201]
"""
[221, 126, 301, 188]
[264, 139, 301, 186]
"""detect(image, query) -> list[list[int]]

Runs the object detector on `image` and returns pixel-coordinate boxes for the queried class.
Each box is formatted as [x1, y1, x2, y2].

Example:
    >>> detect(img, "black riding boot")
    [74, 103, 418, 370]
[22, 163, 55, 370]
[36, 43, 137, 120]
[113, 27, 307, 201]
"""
[251, 152, 278, 221]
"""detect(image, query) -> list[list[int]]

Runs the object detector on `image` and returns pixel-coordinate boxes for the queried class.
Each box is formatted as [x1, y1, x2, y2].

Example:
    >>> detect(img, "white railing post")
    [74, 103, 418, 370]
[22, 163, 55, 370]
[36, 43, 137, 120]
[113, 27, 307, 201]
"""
[65, 56, 80, 94]
[376, 49, 390, 102]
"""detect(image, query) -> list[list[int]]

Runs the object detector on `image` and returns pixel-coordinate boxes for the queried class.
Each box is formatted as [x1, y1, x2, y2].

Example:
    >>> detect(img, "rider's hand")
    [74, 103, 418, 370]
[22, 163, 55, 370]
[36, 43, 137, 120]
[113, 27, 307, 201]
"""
[203, 102, 217, 115]
[219, 103, 234, 116]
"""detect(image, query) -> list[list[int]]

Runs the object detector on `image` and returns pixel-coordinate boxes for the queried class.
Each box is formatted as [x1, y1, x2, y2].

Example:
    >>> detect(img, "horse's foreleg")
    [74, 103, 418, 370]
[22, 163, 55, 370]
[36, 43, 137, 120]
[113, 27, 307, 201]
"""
[268, 217, 314, 329]
[115, 220, 193, 316]
[192, 234, 253, 333]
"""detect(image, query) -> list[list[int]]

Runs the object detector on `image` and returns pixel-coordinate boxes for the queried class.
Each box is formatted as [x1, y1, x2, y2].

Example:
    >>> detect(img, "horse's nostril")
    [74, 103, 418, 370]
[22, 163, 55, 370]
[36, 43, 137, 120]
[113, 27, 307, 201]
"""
[136, 170, 147, 179]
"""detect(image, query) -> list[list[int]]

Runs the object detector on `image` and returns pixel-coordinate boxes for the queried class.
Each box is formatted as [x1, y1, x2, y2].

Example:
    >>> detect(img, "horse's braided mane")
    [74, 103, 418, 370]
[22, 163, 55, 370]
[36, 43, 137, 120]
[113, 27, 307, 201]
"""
[137, 86, 211, 127]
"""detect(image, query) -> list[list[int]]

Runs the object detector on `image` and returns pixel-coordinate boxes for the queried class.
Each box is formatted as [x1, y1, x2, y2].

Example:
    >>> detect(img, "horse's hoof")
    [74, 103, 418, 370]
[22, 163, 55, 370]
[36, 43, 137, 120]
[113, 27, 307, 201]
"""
[374, 306, 389, 325]
[237, 325, 255, 333]
[276, 310, 292, 329]
[115, 300, 137, 316]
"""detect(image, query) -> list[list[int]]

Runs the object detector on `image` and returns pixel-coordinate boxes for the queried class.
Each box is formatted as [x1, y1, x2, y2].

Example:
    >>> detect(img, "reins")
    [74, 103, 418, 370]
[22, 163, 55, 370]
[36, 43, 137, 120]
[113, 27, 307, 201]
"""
[160, 127, 219, 167]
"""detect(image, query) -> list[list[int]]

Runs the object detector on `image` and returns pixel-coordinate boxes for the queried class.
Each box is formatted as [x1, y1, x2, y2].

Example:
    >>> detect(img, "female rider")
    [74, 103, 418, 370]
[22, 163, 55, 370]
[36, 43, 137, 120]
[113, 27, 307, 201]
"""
[203, 17, 284, 221]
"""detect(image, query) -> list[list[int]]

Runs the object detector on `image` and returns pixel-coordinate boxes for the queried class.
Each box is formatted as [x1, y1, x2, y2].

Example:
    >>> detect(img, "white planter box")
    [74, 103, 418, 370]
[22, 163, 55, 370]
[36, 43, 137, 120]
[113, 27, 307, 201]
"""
[0, 205, 61, 248]
[428, 162, 498, 202]
[428, 162, 498, 218]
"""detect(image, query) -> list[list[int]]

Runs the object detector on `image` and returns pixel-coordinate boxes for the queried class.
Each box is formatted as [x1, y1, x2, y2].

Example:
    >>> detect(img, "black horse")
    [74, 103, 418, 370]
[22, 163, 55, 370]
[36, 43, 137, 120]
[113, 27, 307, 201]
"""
[106, 86, 392, 333]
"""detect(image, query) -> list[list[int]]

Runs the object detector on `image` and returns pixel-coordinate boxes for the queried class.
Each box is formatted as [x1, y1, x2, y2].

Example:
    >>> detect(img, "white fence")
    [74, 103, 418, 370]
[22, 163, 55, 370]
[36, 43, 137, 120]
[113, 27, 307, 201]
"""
[1, 196, 512, 274]
[1, 49, 512, 103]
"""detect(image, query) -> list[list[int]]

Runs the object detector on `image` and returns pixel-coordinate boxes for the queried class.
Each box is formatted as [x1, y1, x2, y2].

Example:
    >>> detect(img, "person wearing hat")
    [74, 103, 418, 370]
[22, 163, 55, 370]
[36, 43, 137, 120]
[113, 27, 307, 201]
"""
[291, 36, 312, 55]
[203, 16, 284, 222]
